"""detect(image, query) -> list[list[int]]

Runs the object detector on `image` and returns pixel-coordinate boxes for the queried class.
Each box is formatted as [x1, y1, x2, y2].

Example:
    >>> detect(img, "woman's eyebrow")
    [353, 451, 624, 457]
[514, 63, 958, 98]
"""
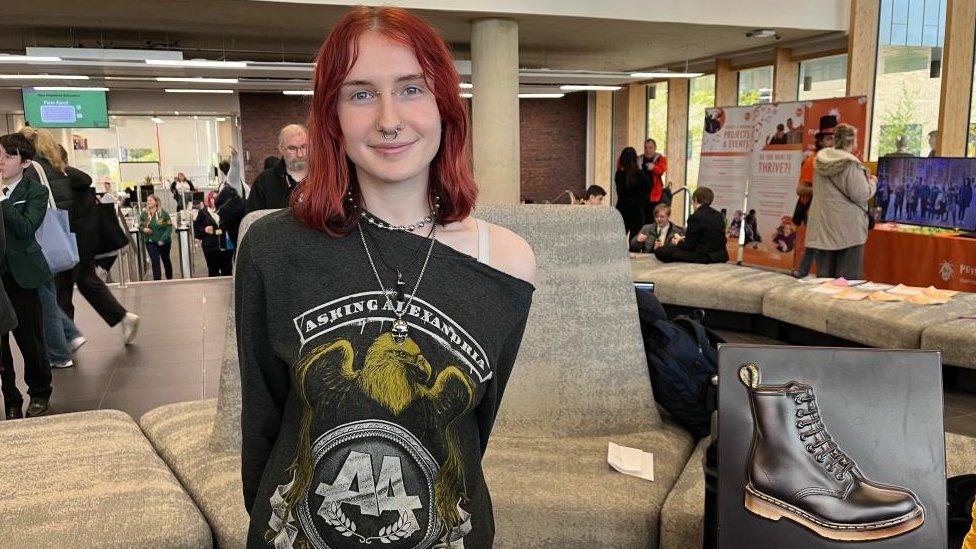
[341, 73, 425, 88]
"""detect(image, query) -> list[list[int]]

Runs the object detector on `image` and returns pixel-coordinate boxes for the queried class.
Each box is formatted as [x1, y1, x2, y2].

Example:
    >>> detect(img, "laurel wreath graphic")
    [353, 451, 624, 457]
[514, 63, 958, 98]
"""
[323, 502, 416, 544]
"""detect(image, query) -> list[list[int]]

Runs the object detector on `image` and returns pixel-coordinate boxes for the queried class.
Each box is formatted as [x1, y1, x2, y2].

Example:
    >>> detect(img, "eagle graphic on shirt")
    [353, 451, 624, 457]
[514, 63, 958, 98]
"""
[269, 292, 488, 549]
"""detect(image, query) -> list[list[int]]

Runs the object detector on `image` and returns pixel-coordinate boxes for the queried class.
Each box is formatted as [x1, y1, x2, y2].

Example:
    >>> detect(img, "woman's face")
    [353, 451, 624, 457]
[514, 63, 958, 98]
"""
[654, 210, 669, 227]
[147, 196, 158, 210]
[338, 32, 442, 188]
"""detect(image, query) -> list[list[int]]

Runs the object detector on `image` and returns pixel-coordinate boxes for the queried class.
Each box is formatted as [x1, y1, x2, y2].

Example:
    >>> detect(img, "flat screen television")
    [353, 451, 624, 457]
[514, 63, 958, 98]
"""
[876, 156, 976, 231]
[22, 87, 109, 129]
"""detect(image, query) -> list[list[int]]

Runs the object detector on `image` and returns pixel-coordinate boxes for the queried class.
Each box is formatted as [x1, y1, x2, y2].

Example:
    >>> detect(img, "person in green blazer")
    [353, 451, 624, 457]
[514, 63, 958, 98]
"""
[138, 194, 174, 280]
[0, 133, 53, 419]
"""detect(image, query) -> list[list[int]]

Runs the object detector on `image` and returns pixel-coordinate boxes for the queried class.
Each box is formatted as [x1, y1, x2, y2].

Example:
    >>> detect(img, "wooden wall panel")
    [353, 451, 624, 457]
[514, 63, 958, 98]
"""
[937, 0, 976, 156]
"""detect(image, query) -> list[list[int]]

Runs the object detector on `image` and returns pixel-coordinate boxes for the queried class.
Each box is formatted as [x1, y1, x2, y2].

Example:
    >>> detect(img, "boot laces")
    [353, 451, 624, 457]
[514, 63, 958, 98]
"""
[792, 388, 855, 481]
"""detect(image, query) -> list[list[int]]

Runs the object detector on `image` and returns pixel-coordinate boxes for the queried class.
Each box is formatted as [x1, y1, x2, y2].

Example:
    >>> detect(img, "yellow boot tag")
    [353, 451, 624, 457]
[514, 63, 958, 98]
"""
[738, 363, 761, 389]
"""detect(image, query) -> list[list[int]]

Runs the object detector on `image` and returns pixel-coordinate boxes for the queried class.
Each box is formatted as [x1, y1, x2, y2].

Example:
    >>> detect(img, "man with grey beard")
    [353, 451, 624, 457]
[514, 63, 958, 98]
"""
[246, 124, 309, 212]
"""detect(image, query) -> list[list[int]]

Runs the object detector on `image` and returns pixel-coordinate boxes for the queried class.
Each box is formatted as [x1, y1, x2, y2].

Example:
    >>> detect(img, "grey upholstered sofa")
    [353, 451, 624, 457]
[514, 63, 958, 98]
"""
[631, 253, 976, 370]
[139, 205, 697, 548]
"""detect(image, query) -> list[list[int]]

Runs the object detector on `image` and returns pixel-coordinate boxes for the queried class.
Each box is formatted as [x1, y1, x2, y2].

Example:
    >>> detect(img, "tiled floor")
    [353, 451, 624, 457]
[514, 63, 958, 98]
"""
[5, 283, 976, 440]
[6, 277, 230, 420]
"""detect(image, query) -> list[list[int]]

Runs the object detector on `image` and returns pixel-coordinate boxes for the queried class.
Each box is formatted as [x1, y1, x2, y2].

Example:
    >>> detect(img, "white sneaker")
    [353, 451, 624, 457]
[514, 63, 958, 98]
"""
[121, 312, 140, 345]
[51, 359, 74, 369]
[70, 336, 87, 352]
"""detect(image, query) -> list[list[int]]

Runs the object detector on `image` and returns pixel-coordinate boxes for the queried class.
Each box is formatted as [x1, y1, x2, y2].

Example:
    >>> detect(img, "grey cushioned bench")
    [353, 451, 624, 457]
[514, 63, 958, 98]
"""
[763, 283, 976, 351]
[922, 318, 976, 370]
[0, 409, 212, 548]
[630, 254, 795, 315]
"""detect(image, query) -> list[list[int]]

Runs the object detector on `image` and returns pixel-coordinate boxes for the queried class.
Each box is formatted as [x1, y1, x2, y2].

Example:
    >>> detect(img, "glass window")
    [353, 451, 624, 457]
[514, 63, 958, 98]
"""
[870, 0, 947, 160]
[798, 54, 848, 100]
[687, 74, 716, 189]
[646, 82, 668, 154]
[737, 66, 773, 106]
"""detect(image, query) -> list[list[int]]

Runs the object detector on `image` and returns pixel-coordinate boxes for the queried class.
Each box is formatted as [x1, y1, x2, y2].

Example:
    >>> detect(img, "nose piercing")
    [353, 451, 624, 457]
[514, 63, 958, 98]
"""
[378, 123, 404, 141]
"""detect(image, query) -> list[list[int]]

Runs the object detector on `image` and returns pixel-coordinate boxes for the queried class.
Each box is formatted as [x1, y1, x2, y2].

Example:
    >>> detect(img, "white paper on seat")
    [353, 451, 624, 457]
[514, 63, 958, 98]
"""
[809, 284, 846, 295]
[857, 282, 895, 292]
[797, 277, 835, 284]
[607, 442, 654, 482]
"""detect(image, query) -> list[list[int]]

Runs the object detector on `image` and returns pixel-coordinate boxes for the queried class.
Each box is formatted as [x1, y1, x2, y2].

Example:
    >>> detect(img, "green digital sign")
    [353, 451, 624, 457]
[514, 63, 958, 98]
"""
[22, 88, 109, 128]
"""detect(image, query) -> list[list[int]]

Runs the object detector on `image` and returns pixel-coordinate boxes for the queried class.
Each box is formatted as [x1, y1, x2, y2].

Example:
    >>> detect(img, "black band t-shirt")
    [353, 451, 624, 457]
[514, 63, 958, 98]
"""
[236, 210, 533, 549]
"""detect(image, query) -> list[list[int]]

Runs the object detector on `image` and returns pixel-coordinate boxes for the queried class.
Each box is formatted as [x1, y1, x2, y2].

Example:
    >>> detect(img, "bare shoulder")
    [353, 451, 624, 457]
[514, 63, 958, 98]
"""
[487, 222, 536, 285]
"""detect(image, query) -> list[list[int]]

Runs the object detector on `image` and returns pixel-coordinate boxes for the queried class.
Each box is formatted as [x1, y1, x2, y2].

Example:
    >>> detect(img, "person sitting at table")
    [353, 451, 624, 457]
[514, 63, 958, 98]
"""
[630, 203, 684, 253]
[654, 186, 729, 264]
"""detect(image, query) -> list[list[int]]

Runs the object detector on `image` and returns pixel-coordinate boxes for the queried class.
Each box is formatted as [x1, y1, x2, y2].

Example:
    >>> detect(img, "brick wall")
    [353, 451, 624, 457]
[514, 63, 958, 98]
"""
[239, 93, 311, 182]
[518, 92, 588, 203]
[239, 91, 589, 202]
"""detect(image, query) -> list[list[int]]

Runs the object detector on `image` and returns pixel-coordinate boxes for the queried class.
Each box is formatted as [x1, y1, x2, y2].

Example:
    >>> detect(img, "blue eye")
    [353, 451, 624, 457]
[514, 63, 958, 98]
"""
[402, 85, 423, 96]
[352, 90, 374, 102]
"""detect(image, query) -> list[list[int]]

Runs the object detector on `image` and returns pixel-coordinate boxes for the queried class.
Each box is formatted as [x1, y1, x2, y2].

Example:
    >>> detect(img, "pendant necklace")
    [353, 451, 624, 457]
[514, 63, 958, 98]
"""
[359, 219, 437, 345]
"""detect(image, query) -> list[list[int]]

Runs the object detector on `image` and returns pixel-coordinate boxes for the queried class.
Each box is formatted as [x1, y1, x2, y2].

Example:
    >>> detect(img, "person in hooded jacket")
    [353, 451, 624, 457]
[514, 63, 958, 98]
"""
[805, 123, 877, 279]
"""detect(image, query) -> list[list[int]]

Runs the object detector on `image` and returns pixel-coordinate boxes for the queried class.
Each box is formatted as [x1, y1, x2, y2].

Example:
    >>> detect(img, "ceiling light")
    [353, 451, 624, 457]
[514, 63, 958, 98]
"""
[150, 117, 164, 124]
[746, 29, 778, 39]
[0, 55, 61, 63]
[460, 92, 473, 98]
[459, 83, 473, 89]
[215, 117, 227, 122]
[0, 74, 89, 80]
[559, 85, 621, 91]
[156, 77, 239, 84]
[146, 59, 247, 69]
[518, 93, 565, 99]
[33, 86, 110, 91]
[630, 71, 704, 79]
[282, 90, 314, 95]
[164, 89, 234, 94]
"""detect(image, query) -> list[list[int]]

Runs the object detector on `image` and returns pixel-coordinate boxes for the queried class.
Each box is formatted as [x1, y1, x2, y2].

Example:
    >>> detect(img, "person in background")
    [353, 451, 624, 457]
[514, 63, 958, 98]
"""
[615, 147, 652, 238]
[0, 134, 53, 419]
[139, 194, 174, 280]
[638, 138, 667, 224]
[580, 185, 606, 205]
[927, 130, 938, 157]
[169, 172, 195, 212]
[654, 186, 729, 264]
[806, 123, 877, 279]
[768, 124, 788, 145]
[246, 125, 308, 212]
[215, 146, 247, 250]
[794, 115, 836, 278]
[194, 191, 233, 277]
[17, 130, 87, 368]
[20, 128, 139, 345]
[630, 203, 684, 253]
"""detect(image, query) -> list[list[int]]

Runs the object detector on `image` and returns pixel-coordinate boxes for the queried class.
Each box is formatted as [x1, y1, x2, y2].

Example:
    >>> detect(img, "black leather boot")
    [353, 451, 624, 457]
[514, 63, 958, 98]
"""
[738, 363, 924, 541]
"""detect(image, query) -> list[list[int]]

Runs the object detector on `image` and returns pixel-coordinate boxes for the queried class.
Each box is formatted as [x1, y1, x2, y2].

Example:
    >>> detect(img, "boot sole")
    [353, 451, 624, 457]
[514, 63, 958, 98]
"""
[744, 483, 924, 541]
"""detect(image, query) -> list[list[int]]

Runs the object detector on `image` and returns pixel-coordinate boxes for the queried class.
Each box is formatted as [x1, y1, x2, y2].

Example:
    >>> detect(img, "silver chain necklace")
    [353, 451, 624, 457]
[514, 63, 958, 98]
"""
[358, 221, 437, 345]
[361, 209, 436, 232]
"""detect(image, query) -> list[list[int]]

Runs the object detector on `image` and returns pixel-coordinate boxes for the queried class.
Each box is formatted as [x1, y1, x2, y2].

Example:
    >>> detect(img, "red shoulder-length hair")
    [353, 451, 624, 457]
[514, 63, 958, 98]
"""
[292, 6, 477, 236]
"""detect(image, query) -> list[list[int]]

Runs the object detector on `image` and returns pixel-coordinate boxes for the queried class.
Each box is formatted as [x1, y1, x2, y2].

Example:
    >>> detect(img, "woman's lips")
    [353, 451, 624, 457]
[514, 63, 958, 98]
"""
[369, 140, 416, 156]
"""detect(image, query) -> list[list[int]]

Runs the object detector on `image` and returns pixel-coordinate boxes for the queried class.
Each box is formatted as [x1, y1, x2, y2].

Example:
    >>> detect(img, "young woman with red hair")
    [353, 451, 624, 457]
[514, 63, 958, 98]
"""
[236, 6, 535, 549]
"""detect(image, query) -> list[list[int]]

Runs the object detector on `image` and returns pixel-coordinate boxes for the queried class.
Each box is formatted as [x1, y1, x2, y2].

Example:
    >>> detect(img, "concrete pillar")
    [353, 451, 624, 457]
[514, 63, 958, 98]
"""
[666, 78, 690, 224]
[846, 0, 881, 152]
[937, 0, 976, 156]
[715, 59, 737, 107]
[471, 18, 520, 204]
[773, 48, 799, 102]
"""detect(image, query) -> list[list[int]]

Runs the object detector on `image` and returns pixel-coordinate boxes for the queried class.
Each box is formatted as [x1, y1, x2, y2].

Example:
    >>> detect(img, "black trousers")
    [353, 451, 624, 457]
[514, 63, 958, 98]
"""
[0, 272, 52, 409]
[202, 249, 233, 277]
[146, 241, 173, 280]
[654, 245, 712, 264]
[56, 258, 127, 327]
